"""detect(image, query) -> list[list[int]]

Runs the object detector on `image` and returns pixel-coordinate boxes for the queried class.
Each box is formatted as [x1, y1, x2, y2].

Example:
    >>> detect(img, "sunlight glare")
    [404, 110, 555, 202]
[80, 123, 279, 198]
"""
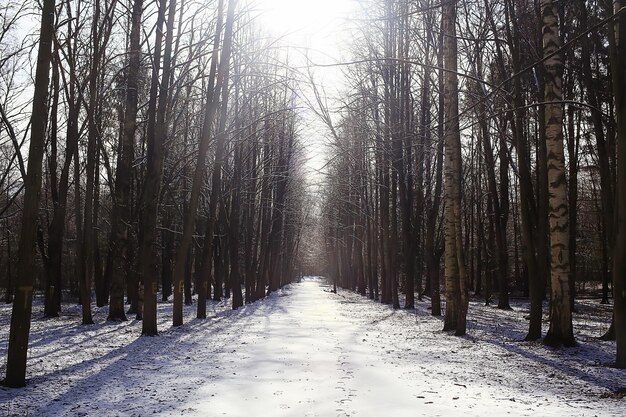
[255, 0, 354, 56]
[252, 0, 357, 187]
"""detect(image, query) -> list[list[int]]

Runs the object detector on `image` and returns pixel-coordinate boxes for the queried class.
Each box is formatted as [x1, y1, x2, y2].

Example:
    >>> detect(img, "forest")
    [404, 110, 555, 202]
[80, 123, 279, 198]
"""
[320, 0, 625, 348]
[0, 0, 625, 414]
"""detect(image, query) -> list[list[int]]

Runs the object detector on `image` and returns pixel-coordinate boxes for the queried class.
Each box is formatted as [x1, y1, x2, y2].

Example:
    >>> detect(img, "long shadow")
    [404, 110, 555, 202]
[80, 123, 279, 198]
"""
[465, 305, 530, 341]
[479, 336, 625, 393]
[0, 285, 294, 415]
[330, 287, 625, 395]
[332, 289, 445, 323]
[466, 307, 626, 392]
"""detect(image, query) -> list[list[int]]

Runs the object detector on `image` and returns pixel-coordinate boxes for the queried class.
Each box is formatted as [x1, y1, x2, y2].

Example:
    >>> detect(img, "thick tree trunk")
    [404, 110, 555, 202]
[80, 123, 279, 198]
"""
[541, 0, 575, 347]
[442, 0, 467, 334]
[4, 0, 55, 387]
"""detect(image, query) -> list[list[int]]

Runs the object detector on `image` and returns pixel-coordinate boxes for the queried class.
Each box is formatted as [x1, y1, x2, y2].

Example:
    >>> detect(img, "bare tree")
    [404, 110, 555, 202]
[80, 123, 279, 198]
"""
[3, 0, 56, 388]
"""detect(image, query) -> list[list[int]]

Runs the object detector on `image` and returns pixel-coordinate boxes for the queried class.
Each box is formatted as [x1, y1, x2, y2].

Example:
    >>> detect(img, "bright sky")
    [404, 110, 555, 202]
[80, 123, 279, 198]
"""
[254, 0, 358, 188]
[255, 0, 355, 62]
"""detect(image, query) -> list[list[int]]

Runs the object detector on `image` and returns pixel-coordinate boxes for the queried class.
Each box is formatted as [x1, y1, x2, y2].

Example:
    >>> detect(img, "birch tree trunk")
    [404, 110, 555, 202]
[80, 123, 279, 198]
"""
[541, 0, 575, 347]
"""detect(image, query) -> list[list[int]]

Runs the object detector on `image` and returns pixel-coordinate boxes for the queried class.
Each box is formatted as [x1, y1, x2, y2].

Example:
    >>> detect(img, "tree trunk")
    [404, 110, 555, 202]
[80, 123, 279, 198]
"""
[4, 0, 55, 387]
[161, 207, 174, 302]
[94, 146, 106, 307]
[4, 218, 13, 304]
[442, 0, 467, 335]
[610, 0, 626, 367]
[80, 0, 106, 326]
[541, 0, 575, 347]
[243, 137, 258, 303]
[171, 0, 232, 324]
[502, 0, 543, 341]
[566, 105, 579, 312]
[45, 50, 74, 317]
[255, 119, 273, 301]
[196, 0, 237, 318]
[229, 134, 244, 309]
[107, 0, 144, 322]
[578, 0, 614, 306]
[137, 0, 170, 335]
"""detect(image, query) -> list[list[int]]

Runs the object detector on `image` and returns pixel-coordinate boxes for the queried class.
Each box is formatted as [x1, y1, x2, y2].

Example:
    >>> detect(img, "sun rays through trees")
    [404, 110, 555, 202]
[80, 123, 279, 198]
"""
[0, 0, 625, 397]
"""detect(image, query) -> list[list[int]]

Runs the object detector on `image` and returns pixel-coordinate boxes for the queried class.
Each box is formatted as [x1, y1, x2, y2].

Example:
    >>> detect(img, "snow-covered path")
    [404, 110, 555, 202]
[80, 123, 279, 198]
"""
[207, 278, 424, 417]
[1, 277, 625, 416]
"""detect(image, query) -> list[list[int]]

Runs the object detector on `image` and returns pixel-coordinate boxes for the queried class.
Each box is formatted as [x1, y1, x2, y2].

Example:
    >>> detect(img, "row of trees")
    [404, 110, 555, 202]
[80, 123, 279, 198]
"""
[319, 0, 625, 366]
[1, 0, 310, 387]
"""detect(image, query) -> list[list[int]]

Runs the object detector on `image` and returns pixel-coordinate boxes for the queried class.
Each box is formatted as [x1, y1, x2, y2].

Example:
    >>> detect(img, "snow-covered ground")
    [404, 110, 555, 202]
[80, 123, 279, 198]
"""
[0, 277, 625, 416]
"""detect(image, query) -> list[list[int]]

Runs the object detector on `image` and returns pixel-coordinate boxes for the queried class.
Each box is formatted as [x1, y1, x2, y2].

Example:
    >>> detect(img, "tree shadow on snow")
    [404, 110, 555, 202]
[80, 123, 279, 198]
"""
[0, 290, 291, 415]
[479, 333, 625, 393]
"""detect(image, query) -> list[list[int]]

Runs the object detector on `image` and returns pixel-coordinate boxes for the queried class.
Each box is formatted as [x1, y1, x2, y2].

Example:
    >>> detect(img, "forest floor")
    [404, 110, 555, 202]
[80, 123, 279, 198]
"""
[0, 277, 625, 416]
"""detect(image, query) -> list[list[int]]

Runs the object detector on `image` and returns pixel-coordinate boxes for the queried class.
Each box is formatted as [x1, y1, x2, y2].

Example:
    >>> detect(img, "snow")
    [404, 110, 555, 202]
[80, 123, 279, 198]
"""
[1, 277, 625, 416]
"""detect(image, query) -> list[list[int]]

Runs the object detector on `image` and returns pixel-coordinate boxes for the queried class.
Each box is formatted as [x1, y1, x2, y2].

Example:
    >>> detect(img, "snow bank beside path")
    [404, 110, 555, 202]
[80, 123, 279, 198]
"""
[0, 278, 624, 416]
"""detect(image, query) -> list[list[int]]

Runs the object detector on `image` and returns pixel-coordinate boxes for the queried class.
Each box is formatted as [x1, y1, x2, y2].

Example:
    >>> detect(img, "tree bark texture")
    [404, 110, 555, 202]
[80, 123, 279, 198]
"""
[541, 0, 575, 347]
